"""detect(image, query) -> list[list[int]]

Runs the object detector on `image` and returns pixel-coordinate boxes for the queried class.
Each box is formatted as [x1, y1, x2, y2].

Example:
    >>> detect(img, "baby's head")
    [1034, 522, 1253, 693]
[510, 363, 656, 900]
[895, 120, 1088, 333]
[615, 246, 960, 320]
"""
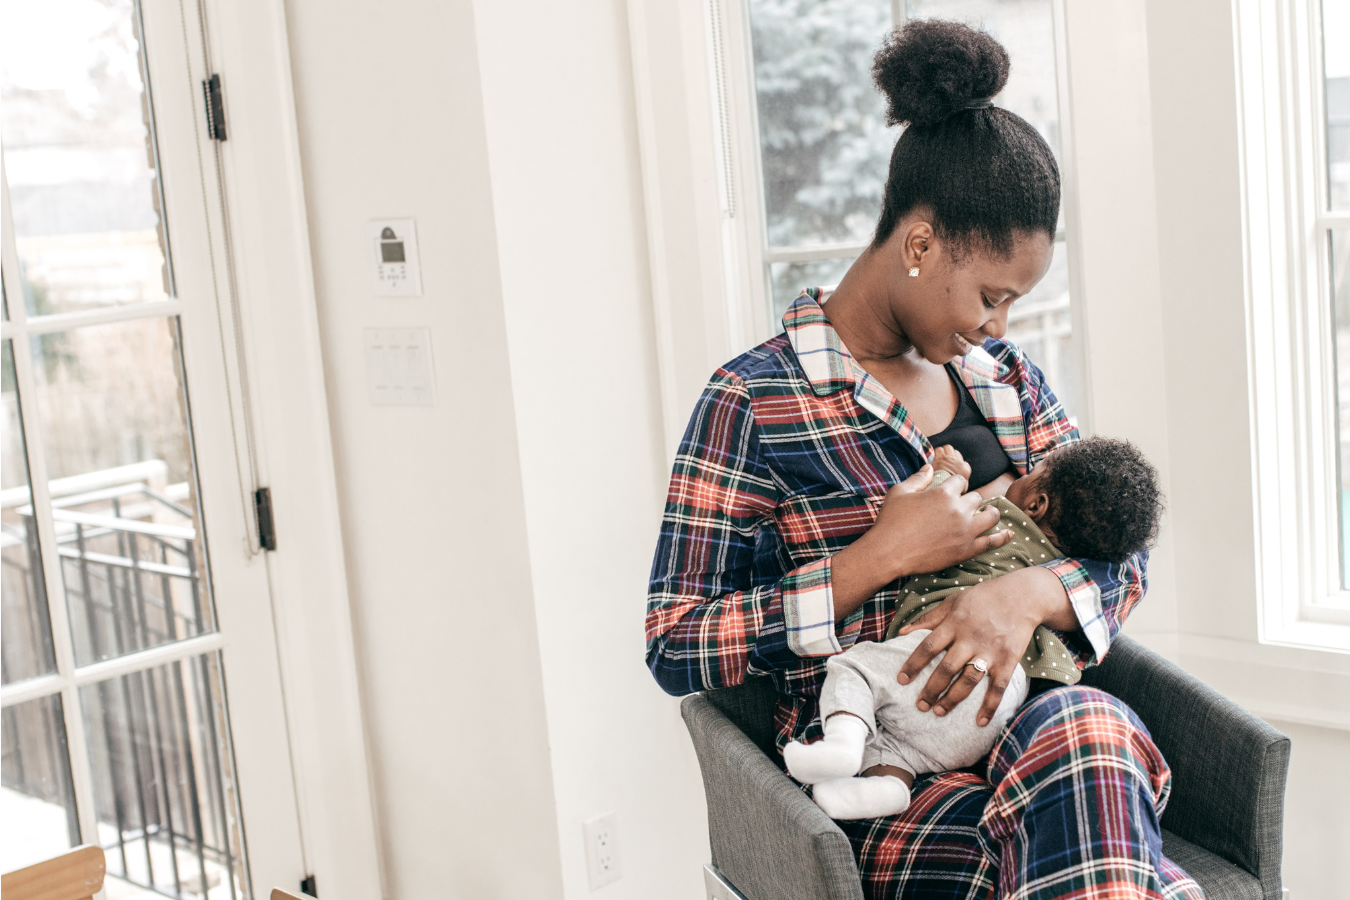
[1005, 437, 1163, 563]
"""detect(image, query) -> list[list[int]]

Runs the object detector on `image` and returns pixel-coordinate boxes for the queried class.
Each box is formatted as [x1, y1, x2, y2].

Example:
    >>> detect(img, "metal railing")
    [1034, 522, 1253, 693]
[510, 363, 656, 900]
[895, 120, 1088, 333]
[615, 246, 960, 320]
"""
[2, 463, 238, 900]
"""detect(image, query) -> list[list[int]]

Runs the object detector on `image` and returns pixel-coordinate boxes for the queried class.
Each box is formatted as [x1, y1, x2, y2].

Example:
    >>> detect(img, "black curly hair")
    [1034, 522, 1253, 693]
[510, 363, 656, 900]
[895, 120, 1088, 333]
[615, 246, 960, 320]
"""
[870, 20, 1060, 258]
[1038, 437, 1163, 563]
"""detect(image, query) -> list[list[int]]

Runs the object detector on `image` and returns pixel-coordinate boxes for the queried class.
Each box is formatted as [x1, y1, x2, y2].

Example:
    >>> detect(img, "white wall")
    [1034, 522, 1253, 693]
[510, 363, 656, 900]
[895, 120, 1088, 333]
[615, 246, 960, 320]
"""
[1264, 718, 1350, 899]
[284, 0, 708, 897]
[283, 0, 566, 896]
[1058, 0, 1178, 638]
[470, 1, 709, 896]
[1144, 0, 1258, 645]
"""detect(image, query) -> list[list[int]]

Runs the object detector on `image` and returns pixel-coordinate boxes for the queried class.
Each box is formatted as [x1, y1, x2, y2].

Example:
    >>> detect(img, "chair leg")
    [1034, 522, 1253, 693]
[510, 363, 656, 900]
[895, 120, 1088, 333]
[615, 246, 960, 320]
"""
[704, 864, 750, 900]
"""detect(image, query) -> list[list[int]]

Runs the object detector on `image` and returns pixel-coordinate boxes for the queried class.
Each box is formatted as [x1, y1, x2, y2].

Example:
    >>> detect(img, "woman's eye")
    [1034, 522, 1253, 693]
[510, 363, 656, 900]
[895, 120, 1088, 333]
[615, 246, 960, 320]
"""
[982, 294, 997, 309]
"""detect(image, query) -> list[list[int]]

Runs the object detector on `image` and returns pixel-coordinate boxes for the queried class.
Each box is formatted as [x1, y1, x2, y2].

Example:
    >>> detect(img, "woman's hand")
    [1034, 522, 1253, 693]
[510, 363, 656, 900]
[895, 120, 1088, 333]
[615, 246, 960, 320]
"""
[830, 466, 1014, 621]
[894, 566, 1072, 726]
[870, 467, 1012, 578]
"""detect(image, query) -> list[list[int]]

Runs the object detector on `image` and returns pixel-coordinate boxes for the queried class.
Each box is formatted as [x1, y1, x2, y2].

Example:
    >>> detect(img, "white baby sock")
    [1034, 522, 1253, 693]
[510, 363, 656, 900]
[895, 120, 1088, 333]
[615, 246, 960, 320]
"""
[783, 713, 869, 784]
[811, 775, 912, 820]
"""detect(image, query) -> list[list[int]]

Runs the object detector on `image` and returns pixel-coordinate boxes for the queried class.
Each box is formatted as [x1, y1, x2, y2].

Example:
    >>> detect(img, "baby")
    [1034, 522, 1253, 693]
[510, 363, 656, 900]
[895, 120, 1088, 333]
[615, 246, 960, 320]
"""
[783, 436, 1162, 820]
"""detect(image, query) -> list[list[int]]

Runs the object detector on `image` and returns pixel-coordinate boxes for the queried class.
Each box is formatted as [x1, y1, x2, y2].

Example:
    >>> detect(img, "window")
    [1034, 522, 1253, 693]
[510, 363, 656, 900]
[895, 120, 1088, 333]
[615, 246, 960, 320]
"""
[1238, 0, 1350, 646]
[1321, 0, 1349, 586]
[0, 0, 306, 892]
[716, 0, 1080, 416]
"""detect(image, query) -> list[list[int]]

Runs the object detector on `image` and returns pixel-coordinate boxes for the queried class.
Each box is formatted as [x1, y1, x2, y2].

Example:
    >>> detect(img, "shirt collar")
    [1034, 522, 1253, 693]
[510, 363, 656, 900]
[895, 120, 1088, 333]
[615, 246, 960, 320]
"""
[783, 289, 855, 396]
[783, 288, 1029, 472]
[783, 288, 1010, 395]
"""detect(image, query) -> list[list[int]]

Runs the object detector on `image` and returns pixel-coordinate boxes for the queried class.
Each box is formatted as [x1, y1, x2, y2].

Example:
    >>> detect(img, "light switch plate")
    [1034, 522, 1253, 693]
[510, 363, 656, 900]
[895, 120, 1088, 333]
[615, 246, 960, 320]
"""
[364, 328, 435, 406]
[367, 218, 422, 297]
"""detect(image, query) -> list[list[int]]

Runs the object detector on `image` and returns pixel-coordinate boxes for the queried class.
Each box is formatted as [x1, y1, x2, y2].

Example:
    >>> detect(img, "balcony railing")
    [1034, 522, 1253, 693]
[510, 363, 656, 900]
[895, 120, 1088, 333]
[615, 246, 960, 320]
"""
[2, 461, 238, 900]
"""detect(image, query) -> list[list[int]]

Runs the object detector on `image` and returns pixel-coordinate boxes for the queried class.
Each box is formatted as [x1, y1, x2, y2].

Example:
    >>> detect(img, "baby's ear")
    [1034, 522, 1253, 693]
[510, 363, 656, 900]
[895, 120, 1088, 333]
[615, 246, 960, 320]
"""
[1024, 490, 1051, 521]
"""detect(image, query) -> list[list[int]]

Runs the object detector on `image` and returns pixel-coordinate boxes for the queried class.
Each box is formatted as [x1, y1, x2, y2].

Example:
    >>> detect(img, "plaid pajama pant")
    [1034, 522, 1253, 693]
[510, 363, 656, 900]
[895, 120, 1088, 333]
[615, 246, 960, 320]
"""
[834, 686, 1204, 900]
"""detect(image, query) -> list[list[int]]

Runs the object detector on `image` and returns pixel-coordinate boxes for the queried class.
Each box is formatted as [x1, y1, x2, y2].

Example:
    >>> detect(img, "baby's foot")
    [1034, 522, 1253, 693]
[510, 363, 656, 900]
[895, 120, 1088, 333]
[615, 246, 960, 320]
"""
[783, 714, 868, 784]
[812, 775, 912, 820]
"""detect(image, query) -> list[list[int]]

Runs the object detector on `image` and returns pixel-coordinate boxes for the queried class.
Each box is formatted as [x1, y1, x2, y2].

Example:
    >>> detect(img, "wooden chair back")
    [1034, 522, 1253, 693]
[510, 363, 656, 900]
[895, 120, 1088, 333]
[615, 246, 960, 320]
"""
[271, 889, 316, 900]
[1, 845, 106, 900]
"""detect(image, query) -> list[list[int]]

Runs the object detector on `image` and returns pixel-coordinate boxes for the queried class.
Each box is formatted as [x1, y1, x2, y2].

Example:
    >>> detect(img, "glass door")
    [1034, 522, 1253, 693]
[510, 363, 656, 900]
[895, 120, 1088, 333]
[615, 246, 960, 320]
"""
[1, 1, 301, 897]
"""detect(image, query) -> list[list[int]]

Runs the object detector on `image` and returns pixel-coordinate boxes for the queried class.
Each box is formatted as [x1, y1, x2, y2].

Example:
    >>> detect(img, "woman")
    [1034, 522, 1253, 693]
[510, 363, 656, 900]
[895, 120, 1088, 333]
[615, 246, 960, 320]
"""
[646, 19, 1202, 900]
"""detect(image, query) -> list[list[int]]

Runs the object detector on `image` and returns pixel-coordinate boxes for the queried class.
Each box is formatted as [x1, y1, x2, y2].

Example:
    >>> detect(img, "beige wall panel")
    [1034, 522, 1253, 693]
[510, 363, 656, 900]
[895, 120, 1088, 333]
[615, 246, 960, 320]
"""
[282, 0, 565, 895]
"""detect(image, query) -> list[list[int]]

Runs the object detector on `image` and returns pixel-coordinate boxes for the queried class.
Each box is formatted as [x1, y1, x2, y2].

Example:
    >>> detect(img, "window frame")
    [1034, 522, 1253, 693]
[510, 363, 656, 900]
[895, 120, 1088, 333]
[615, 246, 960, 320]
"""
[1236, 0, 1350, 649]
[626, 0, 1092, 456]
[707, 0, 1091, 423]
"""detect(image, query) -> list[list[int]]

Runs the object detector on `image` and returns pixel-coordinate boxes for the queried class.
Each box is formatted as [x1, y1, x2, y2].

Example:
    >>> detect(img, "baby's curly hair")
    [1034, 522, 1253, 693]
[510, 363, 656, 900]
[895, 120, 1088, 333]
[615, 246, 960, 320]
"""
[1039, 437, 1163, 563]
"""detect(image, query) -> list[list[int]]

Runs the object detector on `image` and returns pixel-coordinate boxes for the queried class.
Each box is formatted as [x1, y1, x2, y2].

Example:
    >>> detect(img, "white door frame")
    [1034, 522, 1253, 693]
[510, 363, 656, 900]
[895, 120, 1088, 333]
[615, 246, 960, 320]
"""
[178, 0, 385, 895]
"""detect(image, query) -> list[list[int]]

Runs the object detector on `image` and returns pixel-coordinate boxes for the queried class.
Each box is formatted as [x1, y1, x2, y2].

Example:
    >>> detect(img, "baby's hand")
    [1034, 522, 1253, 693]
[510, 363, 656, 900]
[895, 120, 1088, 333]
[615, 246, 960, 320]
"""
[930, 445, 971, 482]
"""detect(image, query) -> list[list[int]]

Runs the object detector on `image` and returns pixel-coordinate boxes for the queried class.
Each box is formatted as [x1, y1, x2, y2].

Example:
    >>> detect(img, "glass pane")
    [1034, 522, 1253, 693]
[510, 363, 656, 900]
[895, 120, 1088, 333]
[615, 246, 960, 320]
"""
[3, 340, 58, 684]
[0, 0, 172, 317]
[1323, 0, 1349, 211]
[770, 256, 857, 324]
[748, 0, 896, 248]
[1331, 229, 1350, 587]
[1005, 241, 1076, 418]
[26, 317, 211, 666]
[81, 654, 243, 900]
[1, 693, 79, 871]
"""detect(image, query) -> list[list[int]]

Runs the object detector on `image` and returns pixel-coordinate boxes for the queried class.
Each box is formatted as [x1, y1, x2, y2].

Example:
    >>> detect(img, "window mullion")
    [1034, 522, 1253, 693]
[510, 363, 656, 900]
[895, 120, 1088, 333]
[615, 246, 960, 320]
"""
[0, 673, 66, 708]
[2, 170, 103, 850]
[9, 300, 189, 339]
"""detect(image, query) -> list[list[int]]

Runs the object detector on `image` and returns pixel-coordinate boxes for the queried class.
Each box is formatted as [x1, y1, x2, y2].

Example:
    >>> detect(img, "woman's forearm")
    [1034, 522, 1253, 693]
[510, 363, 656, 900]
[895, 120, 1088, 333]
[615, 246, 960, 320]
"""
[830, 531, 907, 622]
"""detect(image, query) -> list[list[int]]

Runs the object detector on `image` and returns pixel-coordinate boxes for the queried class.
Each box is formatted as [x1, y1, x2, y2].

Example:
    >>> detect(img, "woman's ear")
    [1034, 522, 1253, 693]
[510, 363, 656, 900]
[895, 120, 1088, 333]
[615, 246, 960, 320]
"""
[903, 221, 935, 270]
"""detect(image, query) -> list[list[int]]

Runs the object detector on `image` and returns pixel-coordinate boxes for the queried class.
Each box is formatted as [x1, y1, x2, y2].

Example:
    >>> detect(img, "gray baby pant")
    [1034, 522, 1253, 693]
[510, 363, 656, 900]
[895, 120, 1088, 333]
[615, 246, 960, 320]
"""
[818, 629, 1030, 775]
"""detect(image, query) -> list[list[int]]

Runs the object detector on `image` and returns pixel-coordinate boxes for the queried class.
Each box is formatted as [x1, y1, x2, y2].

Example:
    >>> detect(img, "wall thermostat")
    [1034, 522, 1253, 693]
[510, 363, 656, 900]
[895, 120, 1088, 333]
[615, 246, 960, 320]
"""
[367, 218, 422, 297]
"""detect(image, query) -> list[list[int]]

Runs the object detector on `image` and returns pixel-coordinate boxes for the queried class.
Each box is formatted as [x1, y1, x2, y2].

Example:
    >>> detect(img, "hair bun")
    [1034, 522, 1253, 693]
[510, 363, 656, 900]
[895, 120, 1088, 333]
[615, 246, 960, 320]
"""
[872, 19, 1010, 128]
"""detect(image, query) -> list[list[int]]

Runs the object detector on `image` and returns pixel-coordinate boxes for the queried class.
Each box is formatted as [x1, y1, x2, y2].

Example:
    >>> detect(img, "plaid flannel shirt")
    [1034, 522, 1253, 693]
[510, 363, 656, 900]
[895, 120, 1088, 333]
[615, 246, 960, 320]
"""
[646, 291, 1147, 749]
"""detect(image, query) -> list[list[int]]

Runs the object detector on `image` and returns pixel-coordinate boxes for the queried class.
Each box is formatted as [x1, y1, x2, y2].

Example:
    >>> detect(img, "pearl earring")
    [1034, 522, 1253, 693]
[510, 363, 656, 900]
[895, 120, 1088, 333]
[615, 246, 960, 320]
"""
[909, 267, 919, 277]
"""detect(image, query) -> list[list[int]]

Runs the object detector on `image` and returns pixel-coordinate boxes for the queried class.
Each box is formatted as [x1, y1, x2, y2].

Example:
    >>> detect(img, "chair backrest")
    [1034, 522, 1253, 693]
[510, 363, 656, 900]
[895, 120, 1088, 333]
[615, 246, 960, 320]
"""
[704, 675, 780, 758]
[1, 846, 105, 900]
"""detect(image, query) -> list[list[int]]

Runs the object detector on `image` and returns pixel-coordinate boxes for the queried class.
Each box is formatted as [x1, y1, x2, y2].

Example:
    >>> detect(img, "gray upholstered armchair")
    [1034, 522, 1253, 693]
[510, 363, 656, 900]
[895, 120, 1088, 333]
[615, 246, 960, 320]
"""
[682, 635, 1290, 900]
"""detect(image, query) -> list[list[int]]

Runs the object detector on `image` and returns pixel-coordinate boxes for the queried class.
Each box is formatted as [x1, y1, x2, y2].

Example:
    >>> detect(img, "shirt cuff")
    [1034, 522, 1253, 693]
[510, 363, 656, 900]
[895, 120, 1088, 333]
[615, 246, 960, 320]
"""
[781, 557, 847, 657]
[1044, 558, 1109, 664]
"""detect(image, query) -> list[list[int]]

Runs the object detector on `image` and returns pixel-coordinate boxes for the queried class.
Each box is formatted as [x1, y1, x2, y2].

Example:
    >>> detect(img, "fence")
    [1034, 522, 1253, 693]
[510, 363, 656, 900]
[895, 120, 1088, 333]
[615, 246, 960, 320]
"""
[2, 462, 238, 899]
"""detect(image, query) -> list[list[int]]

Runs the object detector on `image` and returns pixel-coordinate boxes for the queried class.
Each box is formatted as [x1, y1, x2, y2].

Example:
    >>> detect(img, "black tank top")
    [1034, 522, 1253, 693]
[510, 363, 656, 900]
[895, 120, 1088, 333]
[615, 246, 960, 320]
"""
[927, 366, 1014, 489]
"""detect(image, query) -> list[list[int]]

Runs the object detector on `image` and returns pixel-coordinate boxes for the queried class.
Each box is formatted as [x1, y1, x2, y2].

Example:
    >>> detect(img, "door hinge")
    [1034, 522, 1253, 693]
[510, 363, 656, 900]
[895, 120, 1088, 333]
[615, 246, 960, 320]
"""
[299, 874, 318, 897]
[254, 487, 277, 551]
[203, 73, 227, 140]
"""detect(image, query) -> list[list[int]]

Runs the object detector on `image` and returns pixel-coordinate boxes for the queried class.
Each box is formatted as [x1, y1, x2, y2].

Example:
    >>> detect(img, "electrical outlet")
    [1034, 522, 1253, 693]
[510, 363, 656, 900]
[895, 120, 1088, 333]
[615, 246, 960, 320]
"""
[583, 812, 621, 890]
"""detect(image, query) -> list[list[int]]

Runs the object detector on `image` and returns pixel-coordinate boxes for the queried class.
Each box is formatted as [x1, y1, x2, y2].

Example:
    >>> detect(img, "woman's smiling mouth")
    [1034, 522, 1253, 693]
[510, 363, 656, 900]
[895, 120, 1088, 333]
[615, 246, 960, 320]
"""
[953, 333, 979, 354]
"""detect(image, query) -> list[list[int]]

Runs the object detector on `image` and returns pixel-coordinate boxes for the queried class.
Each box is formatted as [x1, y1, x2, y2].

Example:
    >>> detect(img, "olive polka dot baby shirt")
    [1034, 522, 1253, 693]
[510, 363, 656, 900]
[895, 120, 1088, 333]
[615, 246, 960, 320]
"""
[883, 473, 1082, 685]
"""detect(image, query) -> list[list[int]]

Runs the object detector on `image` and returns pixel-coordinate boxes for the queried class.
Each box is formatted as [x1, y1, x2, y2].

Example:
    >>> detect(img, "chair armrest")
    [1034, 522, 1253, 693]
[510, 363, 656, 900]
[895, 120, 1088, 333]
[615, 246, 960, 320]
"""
[681, 693, 864, 900]
[1080, 636, 1290, 899]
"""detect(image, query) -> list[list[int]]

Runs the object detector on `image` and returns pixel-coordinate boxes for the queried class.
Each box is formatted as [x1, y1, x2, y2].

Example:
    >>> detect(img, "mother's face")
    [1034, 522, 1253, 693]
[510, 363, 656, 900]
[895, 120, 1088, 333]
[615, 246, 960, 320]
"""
[893, 227, 1055, 365]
